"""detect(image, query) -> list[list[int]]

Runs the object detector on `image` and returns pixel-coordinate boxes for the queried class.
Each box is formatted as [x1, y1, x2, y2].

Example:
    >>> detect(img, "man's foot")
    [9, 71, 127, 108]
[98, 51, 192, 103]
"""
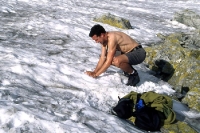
[126, 70, 140, 86]
[123, 65, 135, 77]
[123, 71, 129, 77]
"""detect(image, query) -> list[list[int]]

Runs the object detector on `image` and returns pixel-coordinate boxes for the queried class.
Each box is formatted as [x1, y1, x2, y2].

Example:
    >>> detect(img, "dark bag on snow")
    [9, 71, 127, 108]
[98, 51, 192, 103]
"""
[112, 96, 161, 132]
[112, 97, 133, 119]
[133, 105, 161, 131]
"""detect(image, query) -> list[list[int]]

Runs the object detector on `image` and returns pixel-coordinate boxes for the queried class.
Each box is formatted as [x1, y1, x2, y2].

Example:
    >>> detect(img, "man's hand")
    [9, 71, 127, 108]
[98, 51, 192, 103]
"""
[85, 71, 97, 78]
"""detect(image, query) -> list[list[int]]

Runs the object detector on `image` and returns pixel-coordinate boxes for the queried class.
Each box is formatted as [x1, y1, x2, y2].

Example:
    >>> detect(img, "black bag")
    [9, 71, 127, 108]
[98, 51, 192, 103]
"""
[112, 97, 161, 131]
[111, 98, 133, 119]
[133, 105, 161, 131]
[133, 98, 161, 131]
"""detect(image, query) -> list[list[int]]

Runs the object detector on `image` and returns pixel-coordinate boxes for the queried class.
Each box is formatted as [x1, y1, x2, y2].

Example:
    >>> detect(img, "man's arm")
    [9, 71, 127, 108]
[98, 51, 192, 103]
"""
[95, 48, 115, 76]
[85, 45, 107, 77]
[93, 45, 107, 73]
[95, 36, 116, 77]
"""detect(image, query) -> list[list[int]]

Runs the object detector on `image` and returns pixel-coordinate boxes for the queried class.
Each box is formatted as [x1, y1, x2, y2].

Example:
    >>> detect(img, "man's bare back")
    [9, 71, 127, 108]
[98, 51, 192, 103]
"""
[107, 31, 139, 53]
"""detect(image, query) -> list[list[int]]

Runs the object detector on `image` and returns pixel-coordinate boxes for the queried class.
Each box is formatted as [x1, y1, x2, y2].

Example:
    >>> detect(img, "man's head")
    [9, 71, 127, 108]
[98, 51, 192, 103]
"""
[89, 24, 106, 37]
[89, 24, 107, 44]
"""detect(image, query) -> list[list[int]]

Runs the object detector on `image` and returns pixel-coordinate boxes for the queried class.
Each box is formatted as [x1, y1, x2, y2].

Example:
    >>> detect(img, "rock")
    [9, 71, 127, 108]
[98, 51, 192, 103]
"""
[93, 13, 132, 29]
[179, 30, 200, 50]
[182, 88, 200, 111]
[143, 9, 200, 132]
[174, 9, 200, 30]
[161, 121, 198, 133]
[144, 31, 200, 112]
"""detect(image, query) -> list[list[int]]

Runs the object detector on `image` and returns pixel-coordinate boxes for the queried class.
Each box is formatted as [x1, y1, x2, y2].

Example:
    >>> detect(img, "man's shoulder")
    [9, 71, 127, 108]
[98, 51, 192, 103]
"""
[108, 31, 123, 35]
[108, 31, 123, 40]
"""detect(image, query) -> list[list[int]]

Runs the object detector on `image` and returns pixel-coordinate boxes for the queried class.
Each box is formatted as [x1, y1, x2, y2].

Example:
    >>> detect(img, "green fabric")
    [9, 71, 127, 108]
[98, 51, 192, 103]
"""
[123, 91, 138, 104]
[123, 91, 176, 125]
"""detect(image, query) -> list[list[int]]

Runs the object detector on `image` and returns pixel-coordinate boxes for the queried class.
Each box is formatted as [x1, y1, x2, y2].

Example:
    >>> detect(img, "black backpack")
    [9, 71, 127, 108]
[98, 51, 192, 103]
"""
[111, 97, 161, 132]
[133, 105, 161, 131]
[112, 97, 133, 119]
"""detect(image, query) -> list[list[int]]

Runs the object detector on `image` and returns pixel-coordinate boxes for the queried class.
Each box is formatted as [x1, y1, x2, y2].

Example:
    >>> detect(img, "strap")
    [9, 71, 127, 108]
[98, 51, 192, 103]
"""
[118, 96, 121, 100]
[136, 94, 141, 103]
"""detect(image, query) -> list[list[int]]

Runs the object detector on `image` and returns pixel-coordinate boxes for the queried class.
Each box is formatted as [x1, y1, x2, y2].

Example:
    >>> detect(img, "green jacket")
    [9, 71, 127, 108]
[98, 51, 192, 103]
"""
[123, 91, 176, 125]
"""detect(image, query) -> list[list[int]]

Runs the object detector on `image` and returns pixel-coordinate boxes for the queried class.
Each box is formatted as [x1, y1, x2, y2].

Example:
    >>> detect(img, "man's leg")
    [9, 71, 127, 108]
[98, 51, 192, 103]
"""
[112, 55, 134, 74]
[115, 48, 146, 86]
[112, 55, 140, 86]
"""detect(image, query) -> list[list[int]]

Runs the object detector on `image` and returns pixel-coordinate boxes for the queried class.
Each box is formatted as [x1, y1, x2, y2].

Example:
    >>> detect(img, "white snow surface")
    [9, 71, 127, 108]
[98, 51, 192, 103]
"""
[0, 0, 200, 132]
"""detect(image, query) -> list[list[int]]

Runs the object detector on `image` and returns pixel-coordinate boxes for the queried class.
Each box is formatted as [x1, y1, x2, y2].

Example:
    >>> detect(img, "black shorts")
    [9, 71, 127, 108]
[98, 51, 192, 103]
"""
[125, 45, 146, 65]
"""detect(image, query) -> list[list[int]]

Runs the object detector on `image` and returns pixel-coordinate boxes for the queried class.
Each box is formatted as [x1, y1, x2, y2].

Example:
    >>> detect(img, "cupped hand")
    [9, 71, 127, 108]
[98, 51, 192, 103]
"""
[85, 71, 97, 78]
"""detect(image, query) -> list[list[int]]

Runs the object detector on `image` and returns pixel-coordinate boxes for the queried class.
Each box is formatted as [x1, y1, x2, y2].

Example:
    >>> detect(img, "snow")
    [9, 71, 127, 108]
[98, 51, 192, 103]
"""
[0, 0, 200, 132]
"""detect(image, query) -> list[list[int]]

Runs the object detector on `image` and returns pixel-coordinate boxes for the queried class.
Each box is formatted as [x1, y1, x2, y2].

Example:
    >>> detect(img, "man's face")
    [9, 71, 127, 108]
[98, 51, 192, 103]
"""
[92, 34, 104, 45]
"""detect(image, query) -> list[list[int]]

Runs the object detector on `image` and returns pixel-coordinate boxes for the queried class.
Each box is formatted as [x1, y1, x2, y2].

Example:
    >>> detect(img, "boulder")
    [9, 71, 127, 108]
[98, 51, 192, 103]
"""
[161, 121, 197, 133]
[182, 87, 200, 111]
[140, 9, 200, 132]
[174, 9, 200, 30]
[93, 13, 132, 29]
[144, 31, 200, 112]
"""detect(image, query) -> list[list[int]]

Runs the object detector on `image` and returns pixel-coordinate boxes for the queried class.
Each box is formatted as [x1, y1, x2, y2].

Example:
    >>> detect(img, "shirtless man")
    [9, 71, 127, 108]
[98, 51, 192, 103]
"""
[85, 24, 146, 86]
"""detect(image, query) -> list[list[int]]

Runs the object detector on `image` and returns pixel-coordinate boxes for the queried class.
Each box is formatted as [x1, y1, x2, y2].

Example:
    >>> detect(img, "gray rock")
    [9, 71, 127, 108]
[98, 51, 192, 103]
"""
[144, 32, 200, 112]
[174, 9, 200, 30]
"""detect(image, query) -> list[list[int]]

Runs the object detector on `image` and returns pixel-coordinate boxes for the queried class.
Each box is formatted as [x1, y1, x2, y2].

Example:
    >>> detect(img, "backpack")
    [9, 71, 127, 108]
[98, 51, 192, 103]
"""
[111, 97, 161, 132]
[133, 105, 161, 131]
[112, 97, 133, 119]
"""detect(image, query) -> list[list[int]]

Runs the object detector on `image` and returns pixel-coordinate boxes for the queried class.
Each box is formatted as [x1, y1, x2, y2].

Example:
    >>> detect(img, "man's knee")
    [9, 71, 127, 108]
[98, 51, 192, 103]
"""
[112, 58, 121, 67]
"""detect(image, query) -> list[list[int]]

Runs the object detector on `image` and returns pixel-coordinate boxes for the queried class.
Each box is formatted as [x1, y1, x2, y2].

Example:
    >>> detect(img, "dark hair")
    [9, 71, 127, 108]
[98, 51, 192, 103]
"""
[89, 24, 106, 37]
